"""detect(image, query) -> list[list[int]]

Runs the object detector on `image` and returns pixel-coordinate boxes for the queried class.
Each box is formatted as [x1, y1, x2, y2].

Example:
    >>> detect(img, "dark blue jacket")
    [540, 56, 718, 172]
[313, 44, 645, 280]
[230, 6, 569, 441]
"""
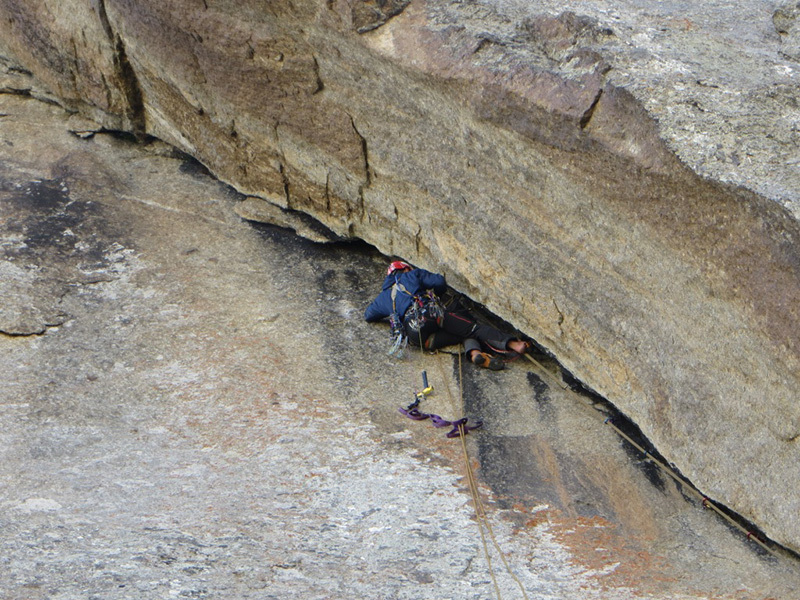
[364, 268, 447, 323]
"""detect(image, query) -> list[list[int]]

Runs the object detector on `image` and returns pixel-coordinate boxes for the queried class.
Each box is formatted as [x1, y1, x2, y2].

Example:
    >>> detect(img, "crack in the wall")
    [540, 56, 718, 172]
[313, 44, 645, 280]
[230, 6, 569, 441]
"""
[349, 115, 371, 187]
[92, 0, 114, 40]
[1, 320, 67, 338]
[0, 87, 32, 98]
[93, 0, 114, 40]
[553, 298, 565, 330]
[68, 37, 80, 99]
[99, 72, 112, 111]
[274, 122, 294, 208]
[311, 56, 324, 95]
[95, 0, 145, 135]
[579, 87, 603, 129]
[356, 185, 366, 224]
[279, 162, 291, 208]
[324, 171, 331, 213]
[353, 0, 412, 34]
[348, 114, 371, 224]
[473, 34, 505, 54]
[4, 63, 33, 77]
[112, 37, 145, 135]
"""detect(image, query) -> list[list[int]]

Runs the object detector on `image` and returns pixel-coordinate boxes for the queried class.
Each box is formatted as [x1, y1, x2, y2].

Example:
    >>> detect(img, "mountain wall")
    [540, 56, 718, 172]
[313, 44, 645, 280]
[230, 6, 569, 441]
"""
[1, 0, 798, 552]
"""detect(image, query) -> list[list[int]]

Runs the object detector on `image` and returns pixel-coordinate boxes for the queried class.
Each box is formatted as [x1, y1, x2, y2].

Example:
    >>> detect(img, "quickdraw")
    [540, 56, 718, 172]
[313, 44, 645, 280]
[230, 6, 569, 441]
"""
[387, 278, 412, 357]
[387, 311, 407, 357]
[398, 371, 482, 438]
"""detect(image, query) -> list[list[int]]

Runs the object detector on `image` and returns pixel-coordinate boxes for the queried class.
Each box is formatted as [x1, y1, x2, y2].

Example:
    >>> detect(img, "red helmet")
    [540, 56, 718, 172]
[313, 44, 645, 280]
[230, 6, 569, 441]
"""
[387, 260, 411, 275]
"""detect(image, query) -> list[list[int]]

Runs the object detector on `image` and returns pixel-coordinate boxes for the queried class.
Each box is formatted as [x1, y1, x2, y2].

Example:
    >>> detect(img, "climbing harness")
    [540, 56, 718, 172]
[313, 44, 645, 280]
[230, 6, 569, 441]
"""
[387, 279, 444, 354]
[403, 290, 443, 347]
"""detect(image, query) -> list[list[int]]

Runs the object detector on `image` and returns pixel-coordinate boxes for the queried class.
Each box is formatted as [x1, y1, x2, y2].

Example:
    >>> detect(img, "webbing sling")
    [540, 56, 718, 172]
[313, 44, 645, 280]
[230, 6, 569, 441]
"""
[390, 279, 413, 315]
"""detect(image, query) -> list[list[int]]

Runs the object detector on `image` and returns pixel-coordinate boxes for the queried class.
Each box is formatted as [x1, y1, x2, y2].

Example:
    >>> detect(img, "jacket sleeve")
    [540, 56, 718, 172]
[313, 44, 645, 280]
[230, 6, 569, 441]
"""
[418, 270, 447, 294]
[364, 290, 391, 322]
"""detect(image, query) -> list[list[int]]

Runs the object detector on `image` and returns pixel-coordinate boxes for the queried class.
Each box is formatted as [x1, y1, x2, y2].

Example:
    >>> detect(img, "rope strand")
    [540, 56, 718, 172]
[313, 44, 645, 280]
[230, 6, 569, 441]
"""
[451, 348, 531, 599]
[521, 352, 778, 557]
[459, 421, 503, 599]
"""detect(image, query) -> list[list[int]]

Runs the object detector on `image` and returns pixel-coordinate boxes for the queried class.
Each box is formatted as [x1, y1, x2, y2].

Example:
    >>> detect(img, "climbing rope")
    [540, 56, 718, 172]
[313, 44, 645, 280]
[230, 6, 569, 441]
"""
[398, 349, 530, 599]
[458, 420, 532, 600]
[393, 331, 780, 600]
[520, 352, 778, 557]
[451, 350, 530, 600]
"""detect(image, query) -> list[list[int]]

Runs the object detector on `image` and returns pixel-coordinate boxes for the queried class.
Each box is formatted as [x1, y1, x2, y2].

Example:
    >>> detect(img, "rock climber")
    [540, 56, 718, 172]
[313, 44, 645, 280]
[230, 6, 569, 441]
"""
[364, 260, 531, 370]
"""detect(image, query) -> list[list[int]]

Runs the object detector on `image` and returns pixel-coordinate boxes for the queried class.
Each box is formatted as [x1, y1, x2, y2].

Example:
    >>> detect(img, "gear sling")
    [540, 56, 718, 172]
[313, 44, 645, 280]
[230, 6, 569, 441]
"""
[390, 281, 444, 348]
[390, 280, 516, 355]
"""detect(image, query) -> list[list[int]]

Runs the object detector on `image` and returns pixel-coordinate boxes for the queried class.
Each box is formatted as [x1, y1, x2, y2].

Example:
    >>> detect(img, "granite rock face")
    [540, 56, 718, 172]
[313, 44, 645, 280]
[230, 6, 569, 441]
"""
[4, 93, 799, 599]
[775, 0, 800, 61]
[0, 0, 798, 553]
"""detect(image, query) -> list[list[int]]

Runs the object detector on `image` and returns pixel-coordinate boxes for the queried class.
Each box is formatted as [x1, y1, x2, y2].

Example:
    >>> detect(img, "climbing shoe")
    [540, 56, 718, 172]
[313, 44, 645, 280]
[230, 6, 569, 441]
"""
[505, 340, 533, 359]
[471, 351, 504, 371]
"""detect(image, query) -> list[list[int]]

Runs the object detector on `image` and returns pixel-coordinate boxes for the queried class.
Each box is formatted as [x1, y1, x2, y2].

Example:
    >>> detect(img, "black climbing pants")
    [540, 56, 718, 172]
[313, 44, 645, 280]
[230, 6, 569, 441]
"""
[421, 300, 512, 354]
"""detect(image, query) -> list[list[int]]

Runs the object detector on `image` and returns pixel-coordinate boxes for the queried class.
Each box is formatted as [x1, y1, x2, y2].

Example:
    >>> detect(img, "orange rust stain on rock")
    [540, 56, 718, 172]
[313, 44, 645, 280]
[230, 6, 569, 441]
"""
[550, 512, 676, 593]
